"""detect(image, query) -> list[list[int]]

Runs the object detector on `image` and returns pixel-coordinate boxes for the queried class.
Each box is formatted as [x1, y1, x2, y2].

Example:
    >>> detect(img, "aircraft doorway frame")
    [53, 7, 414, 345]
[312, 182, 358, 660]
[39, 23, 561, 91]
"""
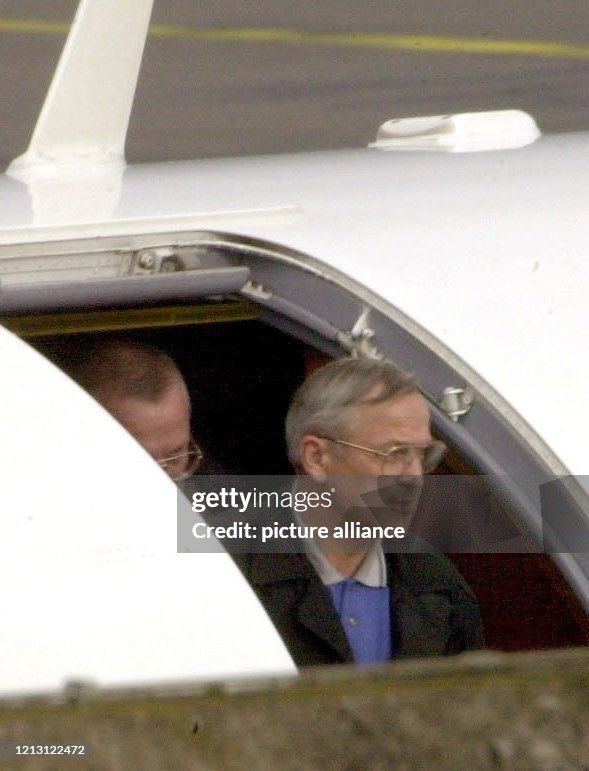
[1, 228, 588, 609]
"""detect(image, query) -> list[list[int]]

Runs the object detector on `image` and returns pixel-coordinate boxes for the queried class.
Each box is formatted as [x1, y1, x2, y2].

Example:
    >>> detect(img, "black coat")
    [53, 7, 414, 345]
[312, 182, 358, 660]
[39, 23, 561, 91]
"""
[234, 550, 484, 667]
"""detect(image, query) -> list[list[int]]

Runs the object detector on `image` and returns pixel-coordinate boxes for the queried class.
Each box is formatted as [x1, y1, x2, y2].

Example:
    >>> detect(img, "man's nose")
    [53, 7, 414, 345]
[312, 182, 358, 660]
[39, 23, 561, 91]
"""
[403, 451, 424, 476]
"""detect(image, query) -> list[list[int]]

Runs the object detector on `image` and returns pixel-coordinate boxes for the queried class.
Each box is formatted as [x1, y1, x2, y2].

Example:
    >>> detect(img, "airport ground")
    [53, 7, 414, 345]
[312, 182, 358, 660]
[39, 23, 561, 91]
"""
[1, 0, 588, 168]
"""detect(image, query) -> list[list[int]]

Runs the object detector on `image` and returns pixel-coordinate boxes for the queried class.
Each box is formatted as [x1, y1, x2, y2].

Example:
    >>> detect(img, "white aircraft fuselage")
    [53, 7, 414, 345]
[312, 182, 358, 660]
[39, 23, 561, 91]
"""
[1, 0, 587, 696]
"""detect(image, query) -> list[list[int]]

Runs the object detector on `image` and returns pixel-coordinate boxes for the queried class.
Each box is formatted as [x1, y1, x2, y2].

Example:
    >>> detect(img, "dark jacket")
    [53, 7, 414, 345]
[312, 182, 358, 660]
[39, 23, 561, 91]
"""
[234, 550, 484, 667]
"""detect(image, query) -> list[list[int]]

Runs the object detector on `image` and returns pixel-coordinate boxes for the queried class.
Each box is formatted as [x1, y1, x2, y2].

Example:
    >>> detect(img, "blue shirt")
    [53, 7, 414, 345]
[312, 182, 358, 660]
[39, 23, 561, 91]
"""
[299, 530, 393, 663]
[328, 579, 392, 663]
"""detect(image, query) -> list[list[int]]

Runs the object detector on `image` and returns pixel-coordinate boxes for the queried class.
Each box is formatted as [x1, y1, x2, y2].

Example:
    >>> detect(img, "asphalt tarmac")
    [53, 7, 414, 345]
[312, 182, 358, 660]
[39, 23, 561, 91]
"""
[1, 0, 588, 168]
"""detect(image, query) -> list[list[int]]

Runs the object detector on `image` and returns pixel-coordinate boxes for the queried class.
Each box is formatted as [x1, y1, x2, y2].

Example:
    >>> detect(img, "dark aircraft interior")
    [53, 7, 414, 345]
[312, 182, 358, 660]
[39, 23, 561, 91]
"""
[9, 298, 586, 655]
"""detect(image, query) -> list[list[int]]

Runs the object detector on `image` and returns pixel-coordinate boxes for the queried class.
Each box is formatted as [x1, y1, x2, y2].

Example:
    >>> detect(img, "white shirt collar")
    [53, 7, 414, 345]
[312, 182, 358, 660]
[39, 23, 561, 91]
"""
[299, 523, 387, 587]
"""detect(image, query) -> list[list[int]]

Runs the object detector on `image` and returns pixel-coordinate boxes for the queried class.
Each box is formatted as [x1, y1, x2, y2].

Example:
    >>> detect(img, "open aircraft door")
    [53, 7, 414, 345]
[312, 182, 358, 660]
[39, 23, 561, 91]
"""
[2, 226, 588, 652]
[0, 324, 295, 697]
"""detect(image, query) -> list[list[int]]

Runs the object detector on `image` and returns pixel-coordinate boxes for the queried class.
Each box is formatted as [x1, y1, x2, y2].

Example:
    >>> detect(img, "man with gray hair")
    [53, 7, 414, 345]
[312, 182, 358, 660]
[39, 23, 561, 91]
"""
[237, 357, 484, 666]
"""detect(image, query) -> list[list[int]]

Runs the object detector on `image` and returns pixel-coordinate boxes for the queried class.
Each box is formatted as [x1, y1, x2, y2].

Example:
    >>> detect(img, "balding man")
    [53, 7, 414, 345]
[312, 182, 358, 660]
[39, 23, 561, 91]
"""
[70, 340, 202, 481]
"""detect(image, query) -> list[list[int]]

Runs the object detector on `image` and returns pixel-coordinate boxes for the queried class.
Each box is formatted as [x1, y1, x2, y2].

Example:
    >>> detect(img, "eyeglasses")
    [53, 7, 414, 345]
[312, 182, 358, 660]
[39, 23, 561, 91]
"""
[322, 437, 446, 474]
[156, 437, 203, 481]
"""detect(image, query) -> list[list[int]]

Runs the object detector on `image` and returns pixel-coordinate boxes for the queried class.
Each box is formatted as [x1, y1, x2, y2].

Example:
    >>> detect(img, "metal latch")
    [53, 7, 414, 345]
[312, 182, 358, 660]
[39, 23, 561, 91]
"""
[240, 280, 273, 300]
[337, 307, 382, 359]
[440, 386, 474, 422]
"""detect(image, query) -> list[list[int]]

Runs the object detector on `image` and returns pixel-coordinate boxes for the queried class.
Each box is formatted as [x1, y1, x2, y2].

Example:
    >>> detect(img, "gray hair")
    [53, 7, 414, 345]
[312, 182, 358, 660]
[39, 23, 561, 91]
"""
[67, 339, 185, 404]
[285, 357, 419, 468]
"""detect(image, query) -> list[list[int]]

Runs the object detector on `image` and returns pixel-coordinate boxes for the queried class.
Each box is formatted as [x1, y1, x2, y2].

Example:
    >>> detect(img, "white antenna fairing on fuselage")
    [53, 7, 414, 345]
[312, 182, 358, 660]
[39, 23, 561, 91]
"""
[7, 0, 154, 181]
[6, 0, 155, 226]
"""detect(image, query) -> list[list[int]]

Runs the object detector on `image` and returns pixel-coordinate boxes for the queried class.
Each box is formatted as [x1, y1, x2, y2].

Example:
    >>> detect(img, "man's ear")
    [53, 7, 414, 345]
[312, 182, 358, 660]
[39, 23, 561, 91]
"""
[299, 435, 330, 481]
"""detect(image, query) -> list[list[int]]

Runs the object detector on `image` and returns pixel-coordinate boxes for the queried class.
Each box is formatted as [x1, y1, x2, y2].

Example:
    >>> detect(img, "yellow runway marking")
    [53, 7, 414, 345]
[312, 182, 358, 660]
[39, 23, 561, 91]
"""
[0, 18, 69, 35]
[2, 18, 589, 60]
